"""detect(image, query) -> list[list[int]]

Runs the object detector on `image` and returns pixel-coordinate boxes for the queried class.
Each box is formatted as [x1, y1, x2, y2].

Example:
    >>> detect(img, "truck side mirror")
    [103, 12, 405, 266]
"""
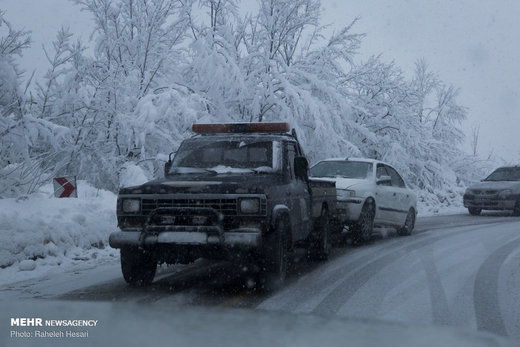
[294, 156, 309, 181]
[164, 151, 175, 177]
[376, 175, 392, 185]
[164, 160, 172, 177]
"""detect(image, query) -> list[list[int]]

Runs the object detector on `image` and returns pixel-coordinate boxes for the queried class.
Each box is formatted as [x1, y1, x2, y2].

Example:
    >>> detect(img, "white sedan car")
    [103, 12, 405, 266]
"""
[310, 158, 417, 243]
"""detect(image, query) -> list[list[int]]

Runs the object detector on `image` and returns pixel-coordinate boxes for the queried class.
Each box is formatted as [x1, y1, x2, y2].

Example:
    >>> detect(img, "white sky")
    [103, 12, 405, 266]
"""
[321, 0, 520, 163]
[2, 0, 519, 162]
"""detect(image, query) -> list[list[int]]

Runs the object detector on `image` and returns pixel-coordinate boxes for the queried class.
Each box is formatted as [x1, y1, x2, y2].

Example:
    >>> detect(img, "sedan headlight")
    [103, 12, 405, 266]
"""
[498, 189, 512, 199]
[122, 199, 140, 213]
[337, 189, 356, 200]
[239, 198, 260, 214]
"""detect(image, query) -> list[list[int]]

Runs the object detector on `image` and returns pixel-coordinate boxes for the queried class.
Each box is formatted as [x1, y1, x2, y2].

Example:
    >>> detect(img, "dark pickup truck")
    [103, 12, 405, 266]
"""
[109, 122, 337, 289]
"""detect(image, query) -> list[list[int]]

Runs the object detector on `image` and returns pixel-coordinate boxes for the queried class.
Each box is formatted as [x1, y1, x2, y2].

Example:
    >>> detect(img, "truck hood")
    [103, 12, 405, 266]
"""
[119, 173, 279, 195]
[467, 180, 520, 191]
[311, 177, 368, 190]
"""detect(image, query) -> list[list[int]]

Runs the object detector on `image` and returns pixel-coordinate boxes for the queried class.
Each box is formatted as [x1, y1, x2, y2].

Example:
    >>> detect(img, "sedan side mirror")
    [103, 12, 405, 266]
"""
[376, 175, 392, 185]
[294, 156, 309, 181]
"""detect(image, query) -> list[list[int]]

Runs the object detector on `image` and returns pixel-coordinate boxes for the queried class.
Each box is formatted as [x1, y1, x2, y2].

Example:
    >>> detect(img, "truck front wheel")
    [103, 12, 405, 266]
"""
[259, 218, 289, 291]
[121, 247, 157, 286]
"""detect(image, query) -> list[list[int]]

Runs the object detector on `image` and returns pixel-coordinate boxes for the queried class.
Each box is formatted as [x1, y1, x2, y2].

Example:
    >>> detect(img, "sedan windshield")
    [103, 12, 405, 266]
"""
[170, 139, 280, 174]
[310, 161, 373, 179]
[484, 167, 520, 181]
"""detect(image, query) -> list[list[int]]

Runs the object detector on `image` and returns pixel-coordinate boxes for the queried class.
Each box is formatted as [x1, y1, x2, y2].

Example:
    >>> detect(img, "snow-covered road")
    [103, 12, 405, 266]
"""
[1, 213, 520, 340]
[260, 214, 520, 339]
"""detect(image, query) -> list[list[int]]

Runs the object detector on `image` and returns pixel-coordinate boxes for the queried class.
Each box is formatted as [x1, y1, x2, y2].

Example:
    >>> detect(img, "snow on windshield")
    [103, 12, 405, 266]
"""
[170, 139, 280, 173]
[310, 161, 373, 179]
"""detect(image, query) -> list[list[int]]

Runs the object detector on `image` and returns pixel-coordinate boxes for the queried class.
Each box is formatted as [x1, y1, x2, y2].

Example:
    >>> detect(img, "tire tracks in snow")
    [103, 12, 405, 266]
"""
[260, 222, 502, 314]
[310, 222, 515, 317]
[473, 236, 520, 336]
[258, 232, 434, 312]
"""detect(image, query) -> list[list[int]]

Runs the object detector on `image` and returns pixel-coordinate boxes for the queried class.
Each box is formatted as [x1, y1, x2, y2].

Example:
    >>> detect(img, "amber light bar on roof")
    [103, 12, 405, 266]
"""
[192, 122, 290, 133]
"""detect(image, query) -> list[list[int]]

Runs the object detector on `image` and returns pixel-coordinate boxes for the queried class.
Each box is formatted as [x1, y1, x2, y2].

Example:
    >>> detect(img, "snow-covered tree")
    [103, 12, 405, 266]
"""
[0, 0, 484, 208]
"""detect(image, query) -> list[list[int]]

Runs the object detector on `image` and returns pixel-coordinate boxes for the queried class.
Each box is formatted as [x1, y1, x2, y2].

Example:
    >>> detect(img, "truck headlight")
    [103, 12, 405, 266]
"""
[239, 198, 260, 214]
[122, 199, 140, 213]
[337, 189, 356, 200]
[498, 189, 512, 199]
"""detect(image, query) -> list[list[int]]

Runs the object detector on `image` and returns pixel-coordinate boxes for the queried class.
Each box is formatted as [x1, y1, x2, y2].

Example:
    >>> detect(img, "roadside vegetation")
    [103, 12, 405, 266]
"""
[0, 0, 497, 208]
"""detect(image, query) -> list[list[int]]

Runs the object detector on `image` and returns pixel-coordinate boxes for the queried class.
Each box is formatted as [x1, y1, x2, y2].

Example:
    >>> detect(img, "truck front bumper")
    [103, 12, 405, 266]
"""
[109, 228, 262, 249]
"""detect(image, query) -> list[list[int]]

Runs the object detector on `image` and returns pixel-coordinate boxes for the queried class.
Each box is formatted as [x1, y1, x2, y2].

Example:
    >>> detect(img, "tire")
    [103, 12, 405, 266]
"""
[468, 207, 482, 216]
[307, 208, 331, 261]
[259, 218, 289, 291]
[398, 209, 415, 236]
[513, 201, 520, 217]
[352, 200, 375, 244]
[121, 247, 157, 286]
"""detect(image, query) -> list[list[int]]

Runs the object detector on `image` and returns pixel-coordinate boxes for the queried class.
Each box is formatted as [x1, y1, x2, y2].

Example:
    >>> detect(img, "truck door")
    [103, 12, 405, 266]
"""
[286, 142, 311, 240]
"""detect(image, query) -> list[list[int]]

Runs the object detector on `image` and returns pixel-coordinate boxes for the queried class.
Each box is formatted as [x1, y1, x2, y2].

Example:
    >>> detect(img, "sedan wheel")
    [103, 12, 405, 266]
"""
[352, 200, 374, 244]
[398, 209, 415, 236]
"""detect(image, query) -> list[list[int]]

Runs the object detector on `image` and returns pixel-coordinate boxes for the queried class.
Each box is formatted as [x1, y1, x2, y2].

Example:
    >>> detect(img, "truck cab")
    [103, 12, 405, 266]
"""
[109, 122, 336, 289]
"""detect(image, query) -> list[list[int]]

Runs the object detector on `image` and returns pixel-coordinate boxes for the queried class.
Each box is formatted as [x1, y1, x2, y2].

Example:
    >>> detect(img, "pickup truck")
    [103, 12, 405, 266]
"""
[109, 122, 338, 289]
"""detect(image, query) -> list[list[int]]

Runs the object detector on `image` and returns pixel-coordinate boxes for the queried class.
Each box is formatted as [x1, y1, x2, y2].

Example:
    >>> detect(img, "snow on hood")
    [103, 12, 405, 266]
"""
[312, 176, 369, 190]
[467, 180, 520, 191]
[209, 165, 257, 174]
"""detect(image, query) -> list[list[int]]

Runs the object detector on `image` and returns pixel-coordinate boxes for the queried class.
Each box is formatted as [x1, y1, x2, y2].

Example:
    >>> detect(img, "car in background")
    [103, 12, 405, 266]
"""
[463, 165, 520, 216]
[310, 158, 417, 243]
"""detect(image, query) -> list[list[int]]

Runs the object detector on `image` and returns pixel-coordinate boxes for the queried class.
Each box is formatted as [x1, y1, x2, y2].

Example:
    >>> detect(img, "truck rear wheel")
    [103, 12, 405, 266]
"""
[513, 201, 520, 217]
[307, 208, 331, 261]
[468, 207, 482, 216]
[259, 218, 289, 291]
[121, 247, 157, 286]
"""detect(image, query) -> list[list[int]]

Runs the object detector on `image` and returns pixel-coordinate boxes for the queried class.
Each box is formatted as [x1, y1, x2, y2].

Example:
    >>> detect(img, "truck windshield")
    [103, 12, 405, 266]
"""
[170, 139, 280, 174]
[484, 167, 520, 181]
[310, 161, 373, 179]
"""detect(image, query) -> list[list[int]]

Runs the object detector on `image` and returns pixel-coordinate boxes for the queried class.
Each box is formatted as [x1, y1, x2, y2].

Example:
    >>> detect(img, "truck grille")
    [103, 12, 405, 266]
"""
[142, 198, 239, 216]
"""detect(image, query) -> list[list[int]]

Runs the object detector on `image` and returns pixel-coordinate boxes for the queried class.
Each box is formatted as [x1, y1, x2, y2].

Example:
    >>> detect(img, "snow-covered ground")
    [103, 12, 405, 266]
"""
[1, 300, 514, 347]
[0, 181, 118, 285]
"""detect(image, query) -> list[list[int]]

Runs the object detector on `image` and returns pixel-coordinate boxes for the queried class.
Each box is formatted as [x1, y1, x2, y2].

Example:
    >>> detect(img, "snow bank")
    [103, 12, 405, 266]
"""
[416, 187, 467, 216]
[0, 181, 117, 271]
